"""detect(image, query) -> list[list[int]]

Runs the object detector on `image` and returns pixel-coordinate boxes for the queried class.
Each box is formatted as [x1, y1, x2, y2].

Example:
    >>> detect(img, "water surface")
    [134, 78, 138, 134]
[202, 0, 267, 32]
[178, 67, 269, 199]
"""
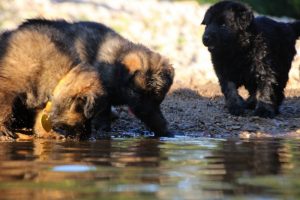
[0, 137, 300, 200]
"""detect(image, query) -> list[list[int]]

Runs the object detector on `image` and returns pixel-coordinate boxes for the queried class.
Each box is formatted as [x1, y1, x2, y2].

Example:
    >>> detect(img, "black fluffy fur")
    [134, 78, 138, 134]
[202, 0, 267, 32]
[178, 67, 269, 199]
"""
[202, 1, 300, 118]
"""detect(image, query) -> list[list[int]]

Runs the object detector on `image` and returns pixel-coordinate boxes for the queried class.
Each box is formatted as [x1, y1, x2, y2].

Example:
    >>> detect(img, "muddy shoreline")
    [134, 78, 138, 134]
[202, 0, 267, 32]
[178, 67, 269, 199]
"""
[1, 84, 300, 141]
[108, 84, 300, 139]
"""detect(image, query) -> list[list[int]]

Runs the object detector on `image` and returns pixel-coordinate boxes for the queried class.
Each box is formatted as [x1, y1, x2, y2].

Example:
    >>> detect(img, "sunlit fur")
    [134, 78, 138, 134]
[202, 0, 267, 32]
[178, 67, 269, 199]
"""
[3, 19, 174, 138]
[0, 25, 105, 138]
[67, 20, 175, 137]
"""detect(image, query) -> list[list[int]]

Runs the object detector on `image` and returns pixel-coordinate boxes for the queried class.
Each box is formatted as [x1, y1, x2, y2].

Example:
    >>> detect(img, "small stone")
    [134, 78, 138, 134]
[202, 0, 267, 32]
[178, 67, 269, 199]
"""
[231, 125, 241, 130]
[239, 131, 251, 139]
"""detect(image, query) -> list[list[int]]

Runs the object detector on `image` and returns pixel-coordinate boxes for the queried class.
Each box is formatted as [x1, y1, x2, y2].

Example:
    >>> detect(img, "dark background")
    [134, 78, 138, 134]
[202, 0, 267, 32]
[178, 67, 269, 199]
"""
[196, 0, 300, 18]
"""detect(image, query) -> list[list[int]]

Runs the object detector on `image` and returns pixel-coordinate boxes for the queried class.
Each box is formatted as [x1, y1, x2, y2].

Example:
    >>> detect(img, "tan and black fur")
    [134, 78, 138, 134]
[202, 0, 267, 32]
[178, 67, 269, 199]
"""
[0, 23, 106, 139]
[2, 19, 174, 138]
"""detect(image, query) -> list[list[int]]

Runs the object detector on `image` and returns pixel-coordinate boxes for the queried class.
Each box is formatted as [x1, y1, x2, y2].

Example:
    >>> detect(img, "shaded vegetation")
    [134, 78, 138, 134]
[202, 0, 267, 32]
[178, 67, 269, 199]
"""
[196, 0, 300, 18]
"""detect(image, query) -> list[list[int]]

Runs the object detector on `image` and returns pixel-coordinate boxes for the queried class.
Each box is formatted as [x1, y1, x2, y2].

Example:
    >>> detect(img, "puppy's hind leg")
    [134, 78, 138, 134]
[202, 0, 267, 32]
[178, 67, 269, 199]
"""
[254, 80, 279, 118]
[245, 88, 257, 110]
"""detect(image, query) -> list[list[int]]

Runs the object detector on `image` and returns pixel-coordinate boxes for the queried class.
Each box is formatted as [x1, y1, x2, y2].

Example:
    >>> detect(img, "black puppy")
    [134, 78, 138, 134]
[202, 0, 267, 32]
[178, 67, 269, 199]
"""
[202, 1, 300, 118]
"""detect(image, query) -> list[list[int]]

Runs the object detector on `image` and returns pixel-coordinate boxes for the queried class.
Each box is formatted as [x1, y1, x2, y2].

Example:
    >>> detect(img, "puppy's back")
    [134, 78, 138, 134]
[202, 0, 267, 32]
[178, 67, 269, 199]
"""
[0, 20, 78, 95]
[254, 16, 297, 70]
[0, 31, 13, 63]
[255, 17, 297, 41]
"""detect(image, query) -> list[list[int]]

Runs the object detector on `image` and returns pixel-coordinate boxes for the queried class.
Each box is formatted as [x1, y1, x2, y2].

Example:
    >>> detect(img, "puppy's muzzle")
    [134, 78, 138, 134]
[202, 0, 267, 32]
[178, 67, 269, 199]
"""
[203, 35, 212, 46]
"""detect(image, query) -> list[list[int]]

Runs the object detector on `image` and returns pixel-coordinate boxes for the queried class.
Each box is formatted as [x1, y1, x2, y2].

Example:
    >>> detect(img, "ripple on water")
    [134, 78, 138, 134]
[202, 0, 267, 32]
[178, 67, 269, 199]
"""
[52, 165, 97, 172]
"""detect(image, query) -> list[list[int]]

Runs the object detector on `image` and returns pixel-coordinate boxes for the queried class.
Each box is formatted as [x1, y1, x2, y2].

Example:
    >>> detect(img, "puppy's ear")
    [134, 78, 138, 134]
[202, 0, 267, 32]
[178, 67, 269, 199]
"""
[161, 63, 175, 95]
[83, 96, 95, 119]
[121, 52, 148, 89]
[236, 10, 254, 30]
[201, 12, 210, 25]
[121, 53, 142, 75]
[133, 71, 147, 90]
[73, 96, 95, 119]
[159, 57, 175, 84]
[150, 56, 175, 95]
[165, 64, 175, 83]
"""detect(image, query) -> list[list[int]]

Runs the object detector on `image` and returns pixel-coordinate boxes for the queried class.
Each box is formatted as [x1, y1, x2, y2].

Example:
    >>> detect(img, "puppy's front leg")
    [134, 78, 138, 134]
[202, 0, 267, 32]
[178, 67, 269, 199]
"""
[132, 106, 171, 137]
[90, 106, 112, 138]
[0, 91, 17, 139]
[220, 81, 245, 115]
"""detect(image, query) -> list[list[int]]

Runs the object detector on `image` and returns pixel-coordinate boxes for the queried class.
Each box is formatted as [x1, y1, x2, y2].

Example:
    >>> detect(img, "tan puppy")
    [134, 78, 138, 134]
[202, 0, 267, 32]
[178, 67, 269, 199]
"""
[8, 19, 174, 136]
[0, 24, 105, 139]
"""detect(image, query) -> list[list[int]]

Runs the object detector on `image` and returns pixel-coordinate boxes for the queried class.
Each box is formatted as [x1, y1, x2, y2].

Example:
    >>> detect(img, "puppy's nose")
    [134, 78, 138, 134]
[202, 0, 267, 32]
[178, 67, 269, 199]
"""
[52, 124, 69, 135]
[202, 35, 212, 46]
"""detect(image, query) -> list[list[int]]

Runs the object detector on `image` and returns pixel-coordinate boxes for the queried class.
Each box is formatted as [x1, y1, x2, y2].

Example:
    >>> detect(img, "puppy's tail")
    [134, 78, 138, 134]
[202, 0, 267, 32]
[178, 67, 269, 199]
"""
[290, 21, 300, 37]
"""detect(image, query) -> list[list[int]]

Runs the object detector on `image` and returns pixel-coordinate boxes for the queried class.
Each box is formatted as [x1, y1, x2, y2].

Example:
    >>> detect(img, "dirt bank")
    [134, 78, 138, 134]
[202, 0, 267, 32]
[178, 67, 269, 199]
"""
[110, 85, 300, 139]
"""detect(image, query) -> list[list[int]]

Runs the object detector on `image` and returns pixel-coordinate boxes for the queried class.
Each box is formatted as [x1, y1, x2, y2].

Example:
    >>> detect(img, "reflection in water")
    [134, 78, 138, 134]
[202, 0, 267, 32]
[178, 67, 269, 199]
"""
[52, 165, 97, 172]
[0, 138, 299, 199]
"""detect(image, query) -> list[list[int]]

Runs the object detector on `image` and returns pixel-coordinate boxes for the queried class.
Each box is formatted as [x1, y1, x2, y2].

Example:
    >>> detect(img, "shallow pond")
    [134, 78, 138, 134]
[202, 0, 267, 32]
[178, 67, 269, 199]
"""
[0, 137, 300, 200]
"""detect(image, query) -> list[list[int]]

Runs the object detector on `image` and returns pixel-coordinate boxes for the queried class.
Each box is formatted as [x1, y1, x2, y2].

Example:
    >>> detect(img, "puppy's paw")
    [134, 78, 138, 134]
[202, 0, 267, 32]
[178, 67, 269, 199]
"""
[37, 131, 66, 140]
[90, 123, 111, 139]
[254, 102, 276, 118]
[163, 131, 175, 137]
[153, 130, 174, 138]
[245, 96, 257, 109]
[0, 126, 17, 139]
[226, 98, 245, 116]
[110, 107, 119, 121]
[228, 105, 245, 116]
[93, 122, 111, 133]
